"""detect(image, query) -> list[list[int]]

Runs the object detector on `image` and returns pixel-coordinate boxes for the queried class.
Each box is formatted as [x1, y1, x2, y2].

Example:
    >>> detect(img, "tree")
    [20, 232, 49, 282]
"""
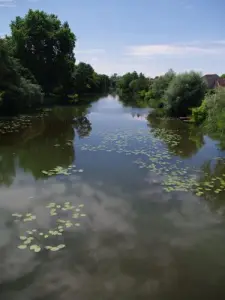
[10, 9, 76, 95]
[129, 74, 149, 94]
[110, 73, 119, 89]
[0, 38, 43, 114]
[73, 62, 95, 94]
[117, 71, 139, 93]
[150, 69, 176, 101]
[165, 71, 206, 117]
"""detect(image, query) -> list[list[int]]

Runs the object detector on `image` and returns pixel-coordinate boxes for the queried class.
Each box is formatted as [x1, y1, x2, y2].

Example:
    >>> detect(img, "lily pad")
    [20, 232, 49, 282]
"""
[18, 244, 27, 250]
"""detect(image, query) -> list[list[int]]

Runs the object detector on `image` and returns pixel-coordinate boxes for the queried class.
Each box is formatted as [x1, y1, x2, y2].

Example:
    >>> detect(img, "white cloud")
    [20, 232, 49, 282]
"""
[126, 41, 225, 57]
[75, 42, 225, 77]
[0, 33, 6, 38]
[76, 48, 105, 55]
[0, 0, 41, 7]
[0, 0, 16, 7]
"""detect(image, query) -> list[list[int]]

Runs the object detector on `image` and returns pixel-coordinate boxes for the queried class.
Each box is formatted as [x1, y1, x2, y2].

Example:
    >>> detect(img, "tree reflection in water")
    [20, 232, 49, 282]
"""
[0, 106, 92, 184]
[147, 113, 205, 158]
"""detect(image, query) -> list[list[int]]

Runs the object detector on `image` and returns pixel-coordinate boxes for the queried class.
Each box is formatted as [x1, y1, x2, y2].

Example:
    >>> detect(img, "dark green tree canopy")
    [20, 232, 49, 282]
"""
[0, 38, 43, 114]
[10, 9, 76, 94]
[73, 62, 110, 94]
[165, 71, 206, 117]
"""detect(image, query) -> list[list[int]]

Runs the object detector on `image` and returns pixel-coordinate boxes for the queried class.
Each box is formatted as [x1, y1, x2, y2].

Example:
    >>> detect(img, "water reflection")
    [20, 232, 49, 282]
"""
[147, 113, 205, 158]
[1, 95, 225, 300]
[197, 158, 225, 213]
[0, 106, 92, 184]
[0, 147, 16, 186]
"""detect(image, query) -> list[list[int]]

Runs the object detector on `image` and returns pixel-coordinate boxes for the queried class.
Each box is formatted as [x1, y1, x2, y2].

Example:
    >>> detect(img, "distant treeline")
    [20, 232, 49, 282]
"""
[112, 70, 225, 141]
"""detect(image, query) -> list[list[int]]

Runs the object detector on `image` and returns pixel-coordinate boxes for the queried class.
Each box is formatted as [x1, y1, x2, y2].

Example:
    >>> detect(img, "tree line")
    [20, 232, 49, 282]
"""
[114, 69, 225, 142]
[115, 69, 206, 116]
[0, 9, 110, 115]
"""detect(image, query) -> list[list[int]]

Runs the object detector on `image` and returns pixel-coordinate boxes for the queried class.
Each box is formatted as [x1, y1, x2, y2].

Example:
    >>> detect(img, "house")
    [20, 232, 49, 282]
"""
[215, 77, 225, 88]
[202, 74, 220, 89]
[202, 74, 225, 89]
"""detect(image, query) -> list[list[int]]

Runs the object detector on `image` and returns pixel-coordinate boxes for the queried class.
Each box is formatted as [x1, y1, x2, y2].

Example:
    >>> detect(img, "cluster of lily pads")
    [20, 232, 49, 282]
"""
[193, 175, 225, 196]
[79, 128, 225, 197]
[0, 116, 32, 134]
[41, 165, 83, 176]
[54, 139, 73, 148]
[13, 201, 86, 253]
[0, 110, 49, 135]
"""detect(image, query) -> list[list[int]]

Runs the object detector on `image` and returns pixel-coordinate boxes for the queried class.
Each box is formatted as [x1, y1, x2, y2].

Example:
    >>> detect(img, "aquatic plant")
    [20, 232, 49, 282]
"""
[13, 202, 87, 253]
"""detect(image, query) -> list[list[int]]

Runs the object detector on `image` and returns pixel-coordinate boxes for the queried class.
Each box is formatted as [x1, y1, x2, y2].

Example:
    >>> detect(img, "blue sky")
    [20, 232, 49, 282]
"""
[0, 0, 225, 76]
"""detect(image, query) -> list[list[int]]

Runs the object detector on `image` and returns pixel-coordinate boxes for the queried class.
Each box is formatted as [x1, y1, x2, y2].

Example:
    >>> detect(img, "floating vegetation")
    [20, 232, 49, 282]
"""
[13, 212, 37, 222]
[42, 166, 70, 176]
[12, 201, 87, 253]
[41, 165, 84, 177]
[79, 127, 225, 197]
[45, 244, 65, 251]
[0, 110, 49, 135]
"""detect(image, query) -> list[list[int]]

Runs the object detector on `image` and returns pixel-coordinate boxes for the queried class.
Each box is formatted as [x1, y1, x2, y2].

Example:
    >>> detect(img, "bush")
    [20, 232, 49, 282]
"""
[150, 69, 176, 101]
[205, 87, 225, 135]
[192, 100, 207, 125]
[165, 71, 206, 117]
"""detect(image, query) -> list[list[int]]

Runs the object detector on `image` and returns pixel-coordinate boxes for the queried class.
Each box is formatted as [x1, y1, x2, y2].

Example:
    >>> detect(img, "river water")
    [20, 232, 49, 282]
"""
[1, 94, 225, 299]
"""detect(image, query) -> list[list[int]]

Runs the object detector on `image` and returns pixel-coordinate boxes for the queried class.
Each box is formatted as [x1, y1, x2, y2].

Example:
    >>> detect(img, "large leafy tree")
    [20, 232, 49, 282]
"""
[110, 73, 119, 89]
[129, 73, 149, 94]
[117, 71, 139, 93]
[165, 71, 206, 117]
[73, 62, 95, 94]
[92, 73, 110, 93]
[10, 9, 76, 94]
[0, 38, 42, 114]
[150, 69, 176, 101]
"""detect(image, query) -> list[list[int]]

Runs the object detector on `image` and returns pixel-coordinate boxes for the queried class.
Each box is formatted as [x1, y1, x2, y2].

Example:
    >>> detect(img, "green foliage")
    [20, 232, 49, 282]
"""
[10, 9, 76, 95]
[116, 69, 176, 108]
[221, 74, 225, 78]
[109, 73, 119, 90]
[116, 72, 150, 106]
[204, 87, 225, 136]
[73, 63, 110, 95]
[0, 9, 110, 115]
[129, 73, 149, 94]
[68, 93, 79, 104]
[191, 100, 207, 125]
[117, 71, 139, 94]
[0, 38, 43, 114]
[165, 71, 206, 117]
[191, 87, 225, 144]
[73, 63, 94, 94]
[150, 69, 175, 101]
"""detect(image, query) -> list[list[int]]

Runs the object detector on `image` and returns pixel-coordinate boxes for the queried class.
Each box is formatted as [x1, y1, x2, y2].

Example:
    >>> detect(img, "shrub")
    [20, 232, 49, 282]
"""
[192, 100, 207, 125]
[150, 69, 176, 101]
[205, 87, 225, 135]
[165, 71, 206, 117]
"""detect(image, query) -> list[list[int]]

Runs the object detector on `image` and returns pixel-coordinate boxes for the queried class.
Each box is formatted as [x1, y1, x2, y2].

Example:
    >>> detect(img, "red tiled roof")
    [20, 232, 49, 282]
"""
[216, 78, 225, 87]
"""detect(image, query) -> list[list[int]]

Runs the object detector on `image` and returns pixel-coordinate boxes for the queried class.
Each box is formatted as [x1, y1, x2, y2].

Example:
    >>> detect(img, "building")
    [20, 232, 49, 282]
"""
[215, 77, 225, 88]
[202, 74, 225, 89]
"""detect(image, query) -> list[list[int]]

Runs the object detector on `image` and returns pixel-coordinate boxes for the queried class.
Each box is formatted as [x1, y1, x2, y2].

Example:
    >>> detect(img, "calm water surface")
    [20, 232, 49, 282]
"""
[1, 95, 225, 300]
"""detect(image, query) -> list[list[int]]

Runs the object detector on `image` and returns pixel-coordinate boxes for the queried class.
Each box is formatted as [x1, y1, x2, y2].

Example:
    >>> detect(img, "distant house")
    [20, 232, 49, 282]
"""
[215, 77, 225, 88]
[202, 74, 225, 89]
[202, 74, 219, 89]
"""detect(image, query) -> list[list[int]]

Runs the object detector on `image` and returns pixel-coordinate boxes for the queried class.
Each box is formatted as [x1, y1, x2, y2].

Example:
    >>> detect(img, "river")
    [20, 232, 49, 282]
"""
[1, 94, 225, 299]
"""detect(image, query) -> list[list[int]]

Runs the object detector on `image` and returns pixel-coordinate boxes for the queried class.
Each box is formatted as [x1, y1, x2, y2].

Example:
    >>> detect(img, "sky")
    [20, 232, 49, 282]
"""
[0, 0, 225, 77]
